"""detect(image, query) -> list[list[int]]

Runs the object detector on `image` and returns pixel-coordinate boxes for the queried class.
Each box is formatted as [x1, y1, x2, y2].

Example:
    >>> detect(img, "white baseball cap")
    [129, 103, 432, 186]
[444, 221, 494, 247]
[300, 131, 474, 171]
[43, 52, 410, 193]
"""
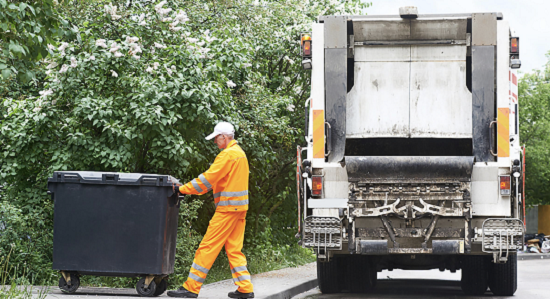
[205, 122, 235, 140]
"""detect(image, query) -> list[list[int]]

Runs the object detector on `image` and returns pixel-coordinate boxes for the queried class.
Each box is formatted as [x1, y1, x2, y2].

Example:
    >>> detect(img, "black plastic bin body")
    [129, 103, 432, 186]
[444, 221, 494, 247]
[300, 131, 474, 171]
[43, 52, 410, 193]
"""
[48, 171, 181, 277]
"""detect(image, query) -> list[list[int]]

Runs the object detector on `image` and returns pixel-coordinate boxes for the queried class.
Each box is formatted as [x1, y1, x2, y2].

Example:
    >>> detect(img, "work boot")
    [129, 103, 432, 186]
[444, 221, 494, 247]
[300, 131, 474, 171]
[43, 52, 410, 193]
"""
[228, 289, 255, 298]
[167, 287, 198, 298]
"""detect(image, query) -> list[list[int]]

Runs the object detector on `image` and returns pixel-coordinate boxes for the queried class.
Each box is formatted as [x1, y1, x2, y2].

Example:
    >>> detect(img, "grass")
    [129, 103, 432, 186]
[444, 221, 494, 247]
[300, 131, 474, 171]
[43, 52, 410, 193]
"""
[77, 243, 315, 290]
[0, 247, 49, 299]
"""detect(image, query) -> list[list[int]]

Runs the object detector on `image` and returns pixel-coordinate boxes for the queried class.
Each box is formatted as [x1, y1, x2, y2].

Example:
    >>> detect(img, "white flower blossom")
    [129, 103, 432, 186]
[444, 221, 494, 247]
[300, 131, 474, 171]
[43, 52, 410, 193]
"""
[47, 44, 56, 50]
[171, 65, 176, 70]
[109, 42, 120, 53]
[39, 89, 54, 98]
[146, 67, 153, 73]
[138, 14, 145, 22]
[170, 26, 182, 32]
[133, 55, 140, 60]
[139, 21, 147, 26]
[162, 17, 172, 22]
[51, 100, 57, 105]
[105, 4, 122, 20]
[70, 57, 77, 68]
[46, 61, 58, 69]
[125, 36, 139, 44]
[154, 1, 167, 9]
[287, 104, 295, 112]
[284, 56, 295, 65]
[166, 67, 173, 76]
[153, 62, 160, 70]
[58, 42, 69, 52]
[45, 70, 53, 75]
[89, 55, 96, 61]
[174, 10, 189, 23]
[59, 64, 69, 74]
[188, 38, 199, 43]
[114, 51, 123, 58]
[154, 42, 166, 49]
[129, 44, 142, 56]
[205, 35, 216, 43]
[243, 63, 252, 68]
[226, 80, 236, 88]
[33, 107, 41, 112]
[111, 70, 118, 77]
[95, 39, 108, 48]
[196, 41, 205, 47]
[159, 8, 172, 16]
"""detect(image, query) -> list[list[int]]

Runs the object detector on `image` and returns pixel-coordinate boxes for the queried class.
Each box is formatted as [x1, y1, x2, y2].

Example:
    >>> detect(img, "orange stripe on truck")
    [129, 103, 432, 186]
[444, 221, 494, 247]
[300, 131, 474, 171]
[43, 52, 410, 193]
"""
[313, 110, 325, 159]
[497, 108, 510, 158]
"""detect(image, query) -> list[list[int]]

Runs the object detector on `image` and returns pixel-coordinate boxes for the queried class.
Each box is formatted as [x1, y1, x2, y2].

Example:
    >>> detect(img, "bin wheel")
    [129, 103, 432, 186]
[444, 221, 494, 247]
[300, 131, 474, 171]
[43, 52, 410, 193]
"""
[59, 273, 80, 294]
[153, 279, 167, 296]
[136, 277, 157, 297]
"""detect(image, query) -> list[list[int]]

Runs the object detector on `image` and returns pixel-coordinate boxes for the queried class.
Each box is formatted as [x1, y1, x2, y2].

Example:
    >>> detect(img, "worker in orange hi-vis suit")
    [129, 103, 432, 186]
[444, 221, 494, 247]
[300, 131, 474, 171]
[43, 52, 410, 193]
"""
[167, 122, 254, 299]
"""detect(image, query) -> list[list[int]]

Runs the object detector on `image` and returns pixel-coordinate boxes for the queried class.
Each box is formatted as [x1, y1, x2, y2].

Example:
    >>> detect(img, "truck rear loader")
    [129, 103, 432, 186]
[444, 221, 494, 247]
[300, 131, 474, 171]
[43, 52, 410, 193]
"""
[297, 7, 524, 296]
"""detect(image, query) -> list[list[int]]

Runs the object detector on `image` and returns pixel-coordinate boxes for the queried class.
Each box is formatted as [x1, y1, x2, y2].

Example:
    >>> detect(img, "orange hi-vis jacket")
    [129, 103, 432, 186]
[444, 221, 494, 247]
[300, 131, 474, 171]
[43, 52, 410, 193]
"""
[179, 140, 249, 212]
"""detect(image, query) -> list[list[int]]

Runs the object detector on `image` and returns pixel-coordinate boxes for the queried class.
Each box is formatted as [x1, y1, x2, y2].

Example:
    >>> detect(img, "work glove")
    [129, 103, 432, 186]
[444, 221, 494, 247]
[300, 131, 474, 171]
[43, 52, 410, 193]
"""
[173, 184, 182, 195]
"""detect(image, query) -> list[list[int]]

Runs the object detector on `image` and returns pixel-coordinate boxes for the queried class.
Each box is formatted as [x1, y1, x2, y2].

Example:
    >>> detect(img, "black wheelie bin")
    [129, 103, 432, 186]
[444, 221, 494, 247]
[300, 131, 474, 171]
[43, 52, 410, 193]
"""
[48, 171, 182, 297]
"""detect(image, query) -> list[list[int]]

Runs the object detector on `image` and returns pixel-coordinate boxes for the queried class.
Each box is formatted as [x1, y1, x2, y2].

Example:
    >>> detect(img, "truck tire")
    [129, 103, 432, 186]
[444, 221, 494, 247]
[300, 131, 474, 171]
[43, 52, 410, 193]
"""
[317, 256, 342, 294]
[344, 255, 376, 293]
[460, 255, 489, 296]
[489, 254, 517, 296]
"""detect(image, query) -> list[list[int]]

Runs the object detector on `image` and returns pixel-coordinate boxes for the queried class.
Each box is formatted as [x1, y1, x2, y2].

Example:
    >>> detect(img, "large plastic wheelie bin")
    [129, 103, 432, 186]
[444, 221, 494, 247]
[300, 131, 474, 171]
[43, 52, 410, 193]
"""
[48, 171, 181, 297]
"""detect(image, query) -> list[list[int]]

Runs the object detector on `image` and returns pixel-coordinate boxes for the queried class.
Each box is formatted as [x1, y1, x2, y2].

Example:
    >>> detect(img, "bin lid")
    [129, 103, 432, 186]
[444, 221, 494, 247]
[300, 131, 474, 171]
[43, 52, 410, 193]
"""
[48, 171, 180, 187]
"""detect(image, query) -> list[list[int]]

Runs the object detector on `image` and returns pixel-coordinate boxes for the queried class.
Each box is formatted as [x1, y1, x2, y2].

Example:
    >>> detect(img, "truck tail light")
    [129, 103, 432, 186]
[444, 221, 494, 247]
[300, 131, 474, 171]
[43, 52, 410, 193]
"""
[510, 37, 519, 55]
[312, 176, 322, 196]
[303, 40, 311, 56]
[500, 175, 511, 195]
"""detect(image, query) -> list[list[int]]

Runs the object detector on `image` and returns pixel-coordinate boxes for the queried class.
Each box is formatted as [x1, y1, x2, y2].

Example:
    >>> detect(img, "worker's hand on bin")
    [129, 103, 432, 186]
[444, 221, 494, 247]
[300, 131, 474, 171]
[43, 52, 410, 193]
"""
[173, 184, 183, 195]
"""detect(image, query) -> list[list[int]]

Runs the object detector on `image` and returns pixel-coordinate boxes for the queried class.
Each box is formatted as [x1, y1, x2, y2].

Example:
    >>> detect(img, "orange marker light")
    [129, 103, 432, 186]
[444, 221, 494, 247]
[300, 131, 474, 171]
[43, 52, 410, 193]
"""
[500, 175, 511, 195]
[312, 176, 322, 196]
[510, 37, 519, 54]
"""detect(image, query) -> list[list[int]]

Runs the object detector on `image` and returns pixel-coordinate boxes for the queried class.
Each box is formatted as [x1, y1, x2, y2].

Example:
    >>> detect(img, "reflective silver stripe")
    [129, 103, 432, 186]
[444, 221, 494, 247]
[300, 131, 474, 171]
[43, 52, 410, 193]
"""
[231, 266, 248, 274]
[192, 262, 210, 275]
[191, 179, 203, 193]
[188, 272, 205, 283]
[233, 275, 251, 282]
[213, 190, 249, 199]
[216, 200, 249, 207]
[199, 174, 212, 189]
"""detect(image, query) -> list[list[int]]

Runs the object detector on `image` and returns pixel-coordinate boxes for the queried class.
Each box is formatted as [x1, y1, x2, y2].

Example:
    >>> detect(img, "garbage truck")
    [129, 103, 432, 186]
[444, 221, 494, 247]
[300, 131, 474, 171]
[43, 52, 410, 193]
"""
[297, 7, 524, 296]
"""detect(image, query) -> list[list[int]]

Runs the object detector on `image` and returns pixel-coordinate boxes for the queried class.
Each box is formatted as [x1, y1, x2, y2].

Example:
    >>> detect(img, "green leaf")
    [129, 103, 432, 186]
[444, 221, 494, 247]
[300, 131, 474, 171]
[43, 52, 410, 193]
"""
[1, 68, 11, 79]
[9, 43, 25, 55]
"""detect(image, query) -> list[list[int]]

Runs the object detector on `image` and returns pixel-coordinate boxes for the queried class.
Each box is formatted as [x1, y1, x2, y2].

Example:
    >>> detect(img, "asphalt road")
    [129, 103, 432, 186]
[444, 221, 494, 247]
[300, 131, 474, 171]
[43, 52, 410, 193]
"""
[294, 259, 550, 299]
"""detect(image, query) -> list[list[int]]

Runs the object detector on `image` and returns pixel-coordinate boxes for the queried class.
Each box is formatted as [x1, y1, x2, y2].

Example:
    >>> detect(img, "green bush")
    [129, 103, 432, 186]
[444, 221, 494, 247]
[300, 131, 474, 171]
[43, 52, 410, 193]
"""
[1, 0, 367, 287]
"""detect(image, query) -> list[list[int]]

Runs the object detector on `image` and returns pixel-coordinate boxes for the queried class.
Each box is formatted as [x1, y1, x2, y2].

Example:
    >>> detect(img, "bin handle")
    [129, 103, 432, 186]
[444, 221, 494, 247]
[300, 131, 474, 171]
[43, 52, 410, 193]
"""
[141, 176, 159, 185]
[102, 173, 119, 183]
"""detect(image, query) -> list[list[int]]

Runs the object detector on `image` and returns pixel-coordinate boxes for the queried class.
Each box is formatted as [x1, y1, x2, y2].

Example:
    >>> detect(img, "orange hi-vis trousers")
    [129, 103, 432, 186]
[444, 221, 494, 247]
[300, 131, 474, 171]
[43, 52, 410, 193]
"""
[183, 211, 253, 294]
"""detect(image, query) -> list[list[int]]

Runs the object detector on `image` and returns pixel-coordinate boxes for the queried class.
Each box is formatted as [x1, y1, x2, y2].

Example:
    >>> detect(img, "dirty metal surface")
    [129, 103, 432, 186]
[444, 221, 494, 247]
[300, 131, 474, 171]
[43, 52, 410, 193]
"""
[345, 156, 475, 182]
[358, 227, 465, 238]
[409, 45, 472, 138]
[347, 48, 410, 138]
[325, 48, 347, 163]
[472, 45, 496, 162]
